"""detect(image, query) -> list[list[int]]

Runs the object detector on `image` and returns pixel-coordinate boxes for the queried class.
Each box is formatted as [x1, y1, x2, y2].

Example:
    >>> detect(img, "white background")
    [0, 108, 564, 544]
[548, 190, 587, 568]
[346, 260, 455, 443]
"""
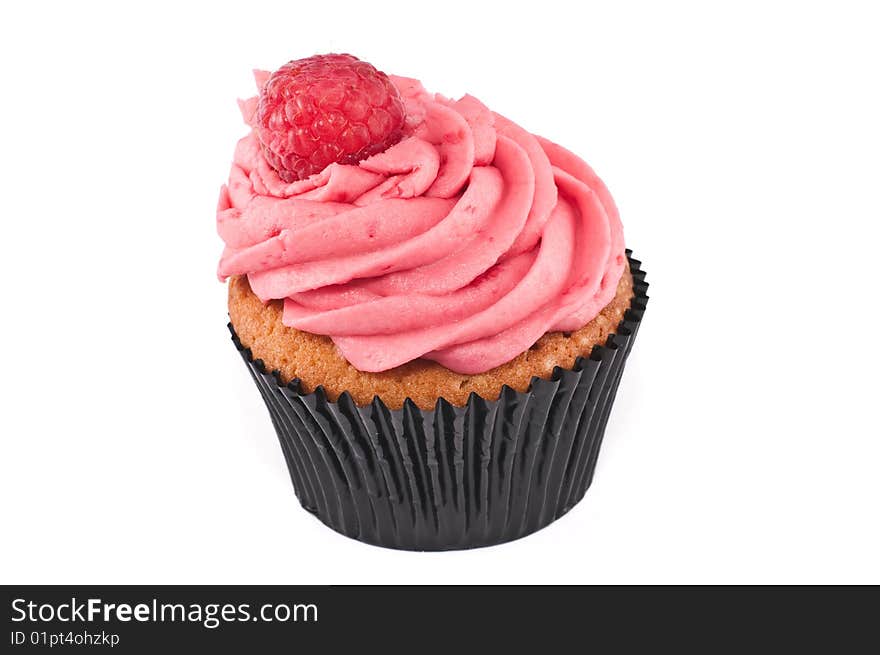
[1, 0, 878, 584]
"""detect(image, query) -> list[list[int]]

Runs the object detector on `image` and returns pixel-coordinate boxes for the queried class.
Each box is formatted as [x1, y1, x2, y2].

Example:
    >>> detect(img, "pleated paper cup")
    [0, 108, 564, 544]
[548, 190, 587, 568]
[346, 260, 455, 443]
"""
[230, 252, 648, 550]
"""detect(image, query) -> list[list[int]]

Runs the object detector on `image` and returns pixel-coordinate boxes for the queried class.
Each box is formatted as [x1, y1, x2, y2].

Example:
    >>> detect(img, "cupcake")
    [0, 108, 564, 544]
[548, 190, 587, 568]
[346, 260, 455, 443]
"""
[217, 54, 648, 550]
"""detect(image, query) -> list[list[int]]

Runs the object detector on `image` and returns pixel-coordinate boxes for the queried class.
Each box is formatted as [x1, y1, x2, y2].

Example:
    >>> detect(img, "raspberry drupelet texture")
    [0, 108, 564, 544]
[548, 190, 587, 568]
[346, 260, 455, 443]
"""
[255, 53, 406, 182]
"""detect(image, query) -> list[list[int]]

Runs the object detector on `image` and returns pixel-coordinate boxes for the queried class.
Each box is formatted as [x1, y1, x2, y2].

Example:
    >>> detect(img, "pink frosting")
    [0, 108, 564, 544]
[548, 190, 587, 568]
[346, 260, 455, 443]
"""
[218, 72, 625, 374]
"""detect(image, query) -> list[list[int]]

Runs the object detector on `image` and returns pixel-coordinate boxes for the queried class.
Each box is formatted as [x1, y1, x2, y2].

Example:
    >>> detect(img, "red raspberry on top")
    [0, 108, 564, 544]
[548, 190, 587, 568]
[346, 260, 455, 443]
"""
[255, 53, 406, 182]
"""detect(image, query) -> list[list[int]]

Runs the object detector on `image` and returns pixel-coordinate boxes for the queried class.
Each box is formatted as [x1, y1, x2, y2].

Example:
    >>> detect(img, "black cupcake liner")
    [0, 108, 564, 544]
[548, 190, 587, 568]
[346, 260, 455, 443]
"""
[230, 251, 648, 550]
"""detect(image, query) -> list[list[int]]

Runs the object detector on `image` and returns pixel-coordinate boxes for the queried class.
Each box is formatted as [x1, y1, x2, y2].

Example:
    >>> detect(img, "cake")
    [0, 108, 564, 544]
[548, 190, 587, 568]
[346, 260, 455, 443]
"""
[217, 54, 648, 549]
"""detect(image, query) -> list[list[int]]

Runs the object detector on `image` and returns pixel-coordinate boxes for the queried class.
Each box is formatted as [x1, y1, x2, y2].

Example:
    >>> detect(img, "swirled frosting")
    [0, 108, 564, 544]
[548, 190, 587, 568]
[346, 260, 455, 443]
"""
[218, 72, 625, 374]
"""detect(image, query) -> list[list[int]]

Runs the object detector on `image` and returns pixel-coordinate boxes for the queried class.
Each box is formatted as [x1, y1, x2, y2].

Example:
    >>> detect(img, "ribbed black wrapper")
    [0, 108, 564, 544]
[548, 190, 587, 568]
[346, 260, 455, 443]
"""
[230, 252, 647, 550]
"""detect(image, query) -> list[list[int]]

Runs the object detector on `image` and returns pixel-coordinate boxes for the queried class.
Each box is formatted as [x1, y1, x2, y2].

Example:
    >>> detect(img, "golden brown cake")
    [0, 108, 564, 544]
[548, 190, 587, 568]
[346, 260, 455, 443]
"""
[229, 265, 634, 410]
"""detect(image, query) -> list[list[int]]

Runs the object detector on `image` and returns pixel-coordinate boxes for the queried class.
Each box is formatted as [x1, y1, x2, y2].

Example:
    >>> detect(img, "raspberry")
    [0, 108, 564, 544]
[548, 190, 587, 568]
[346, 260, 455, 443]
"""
[255, 54, 406, 182]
